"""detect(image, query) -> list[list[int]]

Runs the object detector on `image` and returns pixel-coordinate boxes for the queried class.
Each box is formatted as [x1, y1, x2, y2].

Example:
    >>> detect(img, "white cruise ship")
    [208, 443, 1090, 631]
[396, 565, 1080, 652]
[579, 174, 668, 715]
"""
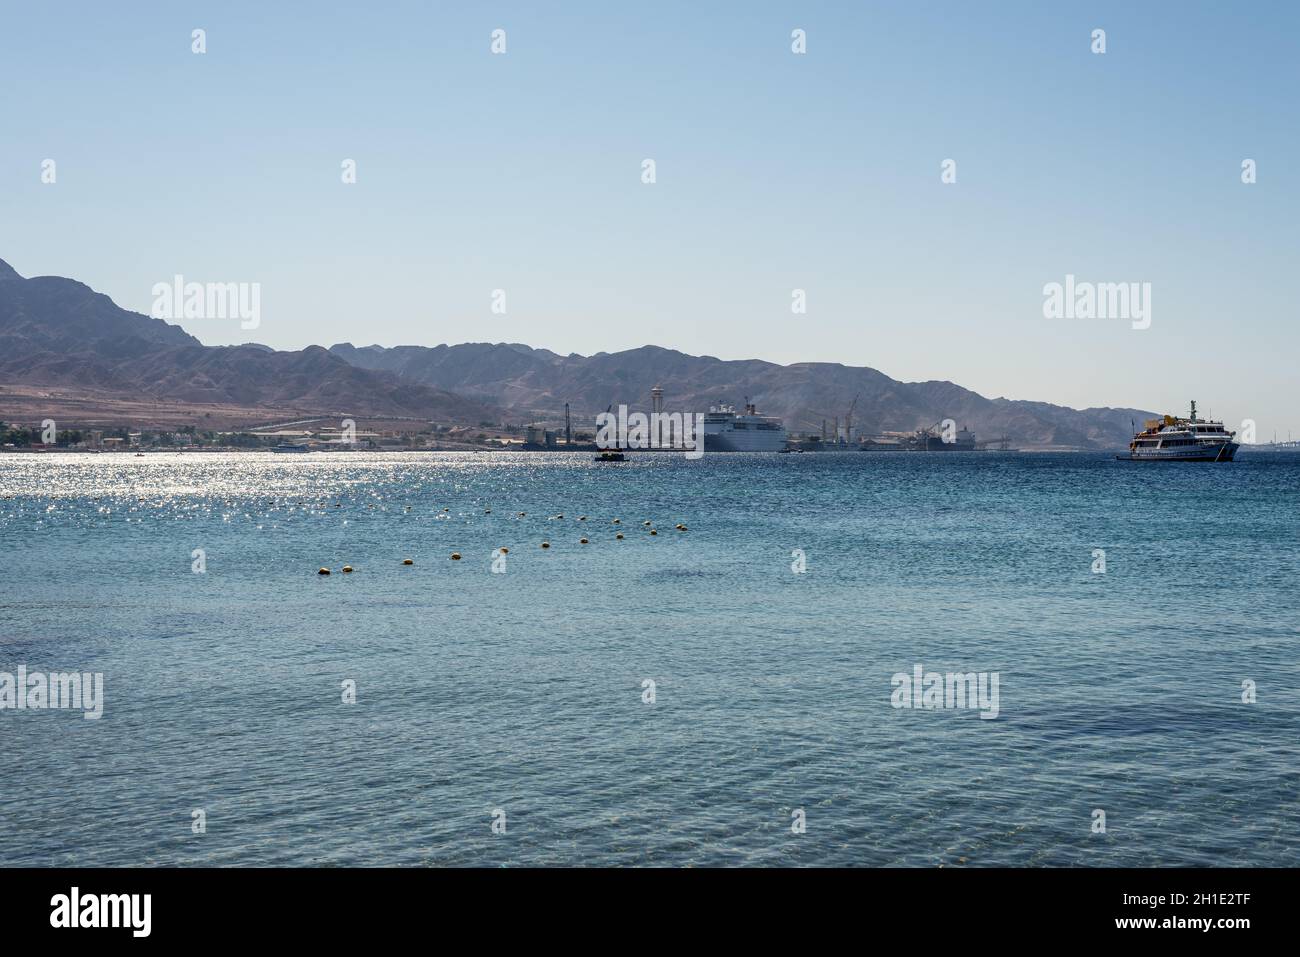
[703, 400, 787, 452]
[1119, 401, 1238, 462]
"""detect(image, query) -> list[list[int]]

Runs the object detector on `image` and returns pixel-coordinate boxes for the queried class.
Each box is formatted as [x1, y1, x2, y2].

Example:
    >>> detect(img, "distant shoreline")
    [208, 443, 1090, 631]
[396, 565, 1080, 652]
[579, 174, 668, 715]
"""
[4, 446, 1116, 455]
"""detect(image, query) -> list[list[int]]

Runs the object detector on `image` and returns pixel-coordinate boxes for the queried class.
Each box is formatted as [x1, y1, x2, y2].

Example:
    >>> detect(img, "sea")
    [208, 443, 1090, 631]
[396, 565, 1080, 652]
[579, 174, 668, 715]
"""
[1, 451, 1297, 866]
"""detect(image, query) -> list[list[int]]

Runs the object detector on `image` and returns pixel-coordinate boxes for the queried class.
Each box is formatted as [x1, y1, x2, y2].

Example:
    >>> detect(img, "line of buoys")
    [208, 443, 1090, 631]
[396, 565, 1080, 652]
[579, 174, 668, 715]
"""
[368, 509, 686, 571]
[342, 565, 354, 573]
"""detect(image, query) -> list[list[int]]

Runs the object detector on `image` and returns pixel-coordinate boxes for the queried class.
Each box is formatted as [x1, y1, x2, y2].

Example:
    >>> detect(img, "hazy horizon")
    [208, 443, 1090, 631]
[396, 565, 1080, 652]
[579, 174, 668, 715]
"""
[3, 1, 1296, 434]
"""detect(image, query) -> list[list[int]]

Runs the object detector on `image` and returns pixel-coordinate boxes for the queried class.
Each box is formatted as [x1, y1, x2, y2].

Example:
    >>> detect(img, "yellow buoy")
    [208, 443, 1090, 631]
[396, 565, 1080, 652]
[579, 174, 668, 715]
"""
[541, 541, 550, 549]
[499, 547, 509, 554]
[518, 511, 526, 517]
[616, 533, 624, 540]
[485, 508, 492, 514]
[402, 558, 413, 565]
[643, 520, 651, 526]
[318, 567, 331, 575]
[612, 519, 621, 524]
[342, 565, 353, 573]
[578, 516, 587, 521]
[650, 529, 658, 536]
[579, 538, 589, 544]
[451, 552, 461, 560]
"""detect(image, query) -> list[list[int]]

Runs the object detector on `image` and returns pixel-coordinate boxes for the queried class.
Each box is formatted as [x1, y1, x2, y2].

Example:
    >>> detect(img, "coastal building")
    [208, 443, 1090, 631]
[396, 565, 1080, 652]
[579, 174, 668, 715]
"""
[523, 425, 557, 449]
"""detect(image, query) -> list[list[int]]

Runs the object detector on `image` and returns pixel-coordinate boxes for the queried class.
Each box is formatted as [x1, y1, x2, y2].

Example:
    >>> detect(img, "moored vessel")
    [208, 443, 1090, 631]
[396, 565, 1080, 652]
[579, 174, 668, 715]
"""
[702, 400, 787, 452]
[905, 423, 976, 451]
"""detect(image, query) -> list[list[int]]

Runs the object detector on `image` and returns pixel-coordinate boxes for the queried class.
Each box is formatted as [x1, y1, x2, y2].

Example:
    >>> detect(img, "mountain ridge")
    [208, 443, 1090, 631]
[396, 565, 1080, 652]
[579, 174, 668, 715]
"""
[328, 340, 1154, 449]
[0, 257, 1153, 447]
[0, 258, 500, 425]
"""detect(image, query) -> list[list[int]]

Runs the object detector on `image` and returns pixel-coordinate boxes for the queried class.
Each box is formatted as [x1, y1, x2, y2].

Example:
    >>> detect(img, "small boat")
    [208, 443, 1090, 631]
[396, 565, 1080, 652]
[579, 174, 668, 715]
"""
[1117, 401, 1238, 462]
[594, 450, 626, 462]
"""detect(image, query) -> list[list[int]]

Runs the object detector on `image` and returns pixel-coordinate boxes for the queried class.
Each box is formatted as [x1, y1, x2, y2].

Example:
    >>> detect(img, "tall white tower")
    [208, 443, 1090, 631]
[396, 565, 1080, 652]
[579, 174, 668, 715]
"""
[650, 385, 666, 445]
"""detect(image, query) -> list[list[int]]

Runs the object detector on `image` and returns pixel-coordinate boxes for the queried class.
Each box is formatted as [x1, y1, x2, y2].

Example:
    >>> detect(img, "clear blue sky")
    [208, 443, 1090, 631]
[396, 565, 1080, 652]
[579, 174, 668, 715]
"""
[2, 2, 1297, 435]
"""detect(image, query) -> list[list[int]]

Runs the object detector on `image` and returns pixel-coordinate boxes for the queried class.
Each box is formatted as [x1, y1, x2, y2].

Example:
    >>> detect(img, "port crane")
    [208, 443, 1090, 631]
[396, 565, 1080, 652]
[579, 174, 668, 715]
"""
[843, 392, 860, 445]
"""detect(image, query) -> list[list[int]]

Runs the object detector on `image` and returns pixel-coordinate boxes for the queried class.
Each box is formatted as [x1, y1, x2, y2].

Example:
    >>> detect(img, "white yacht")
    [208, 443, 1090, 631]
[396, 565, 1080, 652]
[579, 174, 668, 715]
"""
[703, 400, 787, 452]
[1119, 401, 1238, 462]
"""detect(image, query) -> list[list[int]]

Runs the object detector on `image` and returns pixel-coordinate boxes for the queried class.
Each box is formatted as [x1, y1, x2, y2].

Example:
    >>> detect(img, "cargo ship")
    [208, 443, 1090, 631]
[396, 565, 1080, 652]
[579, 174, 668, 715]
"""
[1118, 401, 1238, 462]
[907, 423, 976, 451]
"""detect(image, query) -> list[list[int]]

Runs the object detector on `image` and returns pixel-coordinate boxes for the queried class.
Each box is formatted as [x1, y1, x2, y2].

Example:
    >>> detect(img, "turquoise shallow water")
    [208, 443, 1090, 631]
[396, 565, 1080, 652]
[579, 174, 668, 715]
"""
[1, 451, 1297, 866]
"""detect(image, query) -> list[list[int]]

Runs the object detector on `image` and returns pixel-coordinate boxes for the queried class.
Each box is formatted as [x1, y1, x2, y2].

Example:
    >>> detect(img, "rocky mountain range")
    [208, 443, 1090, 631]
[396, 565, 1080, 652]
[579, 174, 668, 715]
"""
[0, 259, 498, 427]
[0, 257, 1153, 447]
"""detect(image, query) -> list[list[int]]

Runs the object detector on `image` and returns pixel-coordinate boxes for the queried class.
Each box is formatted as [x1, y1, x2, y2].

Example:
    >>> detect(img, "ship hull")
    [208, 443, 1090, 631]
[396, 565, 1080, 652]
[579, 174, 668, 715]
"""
[1117, 442, 1239, 462]
[703, 430, 788, 452]
[919, 437, 976, 451]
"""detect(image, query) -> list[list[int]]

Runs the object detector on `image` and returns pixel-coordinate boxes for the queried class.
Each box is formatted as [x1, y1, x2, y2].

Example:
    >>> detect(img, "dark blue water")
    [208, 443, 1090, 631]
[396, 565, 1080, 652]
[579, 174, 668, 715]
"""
[1, 451, 1297, 865]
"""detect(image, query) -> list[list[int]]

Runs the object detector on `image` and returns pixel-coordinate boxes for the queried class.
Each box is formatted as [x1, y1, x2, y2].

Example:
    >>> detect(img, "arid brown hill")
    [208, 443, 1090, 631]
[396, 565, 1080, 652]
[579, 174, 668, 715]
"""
[0, 259, 498, 426]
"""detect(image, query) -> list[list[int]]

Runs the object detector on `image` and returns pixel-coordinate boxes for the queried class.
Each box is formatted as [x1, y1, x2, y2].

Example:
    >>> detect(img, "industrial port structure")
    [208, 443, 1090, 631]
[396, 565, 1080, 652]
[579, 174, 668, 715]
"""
[517, 386, 1009, 452]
